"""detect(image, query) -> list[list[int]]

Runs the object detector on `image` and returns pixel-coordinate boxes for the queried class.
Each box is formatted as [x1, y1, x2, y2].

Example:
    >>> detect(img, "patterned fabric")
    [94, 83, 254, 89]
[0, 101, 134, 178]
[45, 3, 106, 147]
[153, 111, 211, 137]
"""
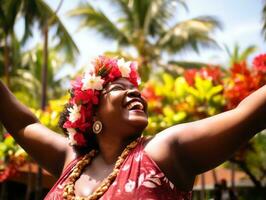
[44, 137, 192, 200]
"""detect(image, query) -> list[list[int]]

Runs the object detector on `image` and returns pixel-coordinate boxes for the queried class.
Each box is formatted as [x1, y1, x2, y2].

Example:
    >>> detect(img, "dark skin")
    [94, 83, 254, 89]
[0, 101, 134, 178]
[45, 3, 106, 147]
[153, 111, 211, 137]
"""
[0, 78, 265, 196]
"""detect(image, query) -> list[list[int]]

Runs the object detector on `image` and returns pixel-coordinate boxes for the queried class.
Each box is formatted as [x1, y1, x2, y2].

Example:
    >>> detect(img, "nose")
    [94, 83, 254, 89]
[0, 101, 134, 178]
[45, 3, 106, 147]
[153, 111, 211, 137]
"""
[126, 88, 141, 98]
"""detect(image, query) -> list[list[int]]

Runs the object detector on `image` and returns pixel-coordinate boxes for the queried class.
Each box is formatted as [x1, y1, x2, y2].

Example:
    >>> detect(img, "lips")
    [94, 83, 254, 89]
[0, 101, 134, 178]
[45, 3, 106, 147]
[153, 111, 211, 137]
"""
[126, 101, 144, 110]
[125, 99, 146, 113]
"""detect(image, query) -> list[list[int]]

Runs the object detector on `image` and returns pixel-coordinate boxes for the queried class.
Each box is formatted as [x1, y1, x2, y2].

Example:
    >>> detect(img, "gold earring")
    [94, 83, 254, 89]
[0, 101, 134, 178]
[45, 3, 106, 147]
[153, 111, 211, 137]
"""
[93, 120, 102, 134]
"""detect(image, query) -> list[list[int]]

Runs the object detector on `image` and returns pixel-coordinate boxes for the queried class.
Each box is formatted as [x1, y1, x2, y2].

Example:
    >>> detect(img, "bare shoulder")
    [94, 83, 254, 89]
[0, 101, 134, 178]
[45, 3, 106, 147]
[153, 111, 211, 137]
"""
[144, 123, 190, 154]
[143, 124, 195, 190]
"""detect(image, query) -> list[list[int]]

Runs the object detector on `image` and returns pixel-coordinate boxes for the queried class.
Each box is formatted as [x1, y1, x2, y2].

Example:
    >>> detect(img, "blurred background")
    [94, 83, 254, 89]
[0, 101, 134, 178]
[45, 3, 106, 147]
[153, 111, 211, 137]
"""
[0, 0, 266, 199]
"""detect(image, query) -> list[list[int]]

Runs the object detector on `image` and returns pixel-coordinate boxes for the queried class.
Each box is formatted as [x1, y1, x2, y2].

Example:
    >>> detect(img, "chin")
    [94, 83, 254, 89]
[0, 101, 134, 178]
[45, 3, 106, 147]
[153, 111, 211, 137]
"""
[128, 116, 148, 131]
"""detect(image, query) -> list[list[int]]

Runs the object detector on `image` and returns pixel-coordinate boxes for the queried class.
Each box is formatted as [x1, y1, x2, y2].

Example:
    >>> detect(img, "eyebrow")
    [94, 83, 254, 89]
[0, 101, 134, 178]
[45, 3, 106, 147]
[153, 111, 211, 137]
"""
[109, 81, 135, 89]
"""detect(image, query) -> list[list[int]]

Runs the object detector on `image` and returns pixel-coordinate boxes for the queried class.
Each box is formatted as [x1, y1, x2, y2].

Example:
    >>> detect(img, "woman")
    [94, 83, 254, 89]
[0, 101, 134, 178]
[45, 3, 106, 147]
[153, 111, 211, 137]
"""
[0, 56, 265, 200]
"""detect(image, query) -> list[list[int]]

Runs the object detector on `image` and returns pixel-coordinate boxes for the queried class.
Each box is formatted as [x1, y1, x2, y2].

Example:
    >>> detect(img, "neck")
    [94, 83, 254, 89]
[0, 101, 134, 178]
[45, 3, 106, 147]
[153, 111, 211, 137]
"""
[97, 135, 139, 164]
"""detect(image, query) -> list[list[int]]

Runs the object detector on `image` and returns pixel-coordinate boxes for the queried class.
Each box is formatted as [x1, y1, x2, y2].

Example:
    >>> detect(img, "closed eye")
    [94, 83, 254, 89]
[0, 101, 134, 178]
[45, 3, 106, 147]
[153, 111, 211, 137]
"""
[110, 85, 125, 91]
[102, 84, 126, 95]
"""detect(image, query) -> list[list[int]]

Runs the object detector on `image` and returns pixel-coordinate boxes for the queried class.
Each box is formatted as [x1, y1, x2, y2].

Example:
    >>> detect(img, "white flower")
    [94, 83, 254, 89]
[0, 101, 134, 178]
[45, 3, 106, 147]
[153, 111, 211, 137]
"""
[134, 152, 143, 162]
[81, 74, 104, 91]
[67, 104, 81, 123]
[138, 173, 145, 186]
[125, 180, 136, 192]
[117, 58, 131, 77]
[122, 164, 130, 171]
[67, 128, 77, 145]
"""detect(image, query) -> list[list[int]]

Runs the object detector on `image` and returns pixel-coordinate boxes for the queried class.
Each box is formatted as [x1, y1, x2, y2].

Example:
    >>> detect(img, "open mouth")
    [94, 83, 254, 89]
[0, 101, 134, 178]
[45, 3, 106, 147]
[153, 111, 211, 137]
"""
[126, 101, 144, 111]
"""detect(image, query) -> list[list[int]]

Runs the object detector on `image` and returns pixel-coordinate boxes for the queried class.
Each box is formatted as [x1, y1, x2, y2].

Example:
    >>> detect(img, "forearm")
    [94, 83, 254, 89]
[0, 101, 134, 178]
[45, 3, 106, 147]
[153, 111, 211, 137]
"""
[176, 85, 266, 175]
[236, 84, 266, 131]
[0, 80, 38, 135]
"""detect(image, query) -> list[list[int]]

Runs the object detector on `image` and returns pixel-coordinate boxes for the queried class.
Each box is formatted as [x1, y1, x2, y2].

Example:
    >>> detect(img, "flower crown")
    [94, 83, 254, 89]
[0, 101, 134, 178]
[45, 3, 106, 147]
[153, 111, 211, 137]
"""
[63, 56, 140, 146]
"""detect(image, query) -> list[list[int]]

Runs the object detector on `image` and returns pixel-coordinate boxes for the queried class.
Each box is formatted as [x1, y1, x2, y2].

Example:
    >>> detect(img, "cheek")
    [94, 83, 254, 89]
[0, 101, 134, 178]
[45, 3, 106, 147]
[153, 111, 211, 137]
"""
[97, 94, 123, 119]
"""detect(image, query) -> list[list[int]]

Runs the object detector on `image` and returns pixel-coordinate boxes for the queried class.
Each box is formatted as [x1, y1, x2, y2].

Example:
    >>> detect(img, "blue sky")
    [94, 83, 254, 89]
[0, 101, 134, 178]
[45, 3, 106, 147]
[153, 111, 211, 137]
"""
[30, 0, 266, 73]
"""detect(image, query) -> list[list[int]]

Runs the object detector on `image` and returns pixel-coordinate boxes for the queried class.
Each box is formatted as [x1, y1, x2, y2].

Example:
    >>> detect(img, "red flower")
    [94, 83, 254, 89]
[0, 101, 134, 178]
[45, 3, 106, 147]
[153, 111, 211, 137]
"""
[129, 64, 139, 87]
[184, 69, 197, 86]
[66, 56, 140, 147]
[142, 84, 161, 101]
[3, 133, 12, 138]
[231, 61, 250, 76]
[73, 89, 100, 105]
[253, 53, 266, 72]
[199, 66, 222, 84]
[94, 56, 117, 76]
[106, 66, 121, 82]
[74, 133, 87, 146]
[63, 105, 92, 131]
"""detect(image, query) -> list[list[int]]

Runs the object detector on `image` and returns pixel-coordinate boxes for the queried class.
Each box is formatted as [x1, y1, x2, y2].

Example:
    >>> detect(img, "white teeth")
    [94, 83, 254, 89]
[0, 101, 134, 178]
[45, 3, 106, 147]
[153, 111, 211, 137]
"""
[126, 101, 144, 110]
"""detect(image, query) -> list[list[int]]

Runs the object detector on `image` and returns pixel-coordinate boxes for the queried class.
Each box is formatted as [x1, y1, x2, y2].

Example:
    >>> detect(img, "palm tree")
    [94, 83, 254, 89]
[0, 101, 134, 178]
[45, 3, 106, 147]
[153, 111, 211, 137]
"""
[16, 1, 79, 198]
[1, 0, 79, 89]
[224, 44, 257, 66]
[69, 0, 221, 80]
[12, 45, 69, 107]
[1, 1, 79, 198]
[0, 1, 19, 87]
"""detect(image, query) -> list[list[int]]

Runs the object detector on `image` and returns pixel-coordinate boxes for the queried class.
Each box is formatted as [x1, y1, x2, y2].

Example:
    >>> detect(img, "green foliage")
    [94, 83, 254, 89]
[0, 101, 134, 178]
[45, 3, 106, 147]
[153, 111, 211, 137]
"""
[143, 72, 225, 135]
[0, 136, 27, 167]
[31, 96, 69, 132]
[0, 134, 27, 183]
[0, 95, 67, 181]
[245, 132, 266, 185]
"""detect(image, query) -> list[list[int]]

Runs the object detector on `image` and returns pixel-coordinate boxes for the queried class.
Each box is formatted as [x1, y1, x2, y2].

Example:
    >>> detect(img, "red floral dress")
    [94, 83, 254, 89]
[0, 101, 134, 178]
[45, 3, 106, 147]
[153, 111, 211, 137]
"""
[44, 137, 192, 200]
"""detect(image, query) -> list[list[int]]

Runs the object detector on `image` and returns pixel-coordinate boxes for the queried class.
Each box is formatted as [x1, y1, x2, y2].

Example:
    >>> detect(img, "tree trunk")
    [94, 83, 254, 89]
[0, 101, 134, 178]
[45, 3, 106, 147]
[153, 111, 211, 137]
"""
[41, 24, 49, 110]
[0, 182, 7, 200]
[231, 160, 262, 188]
[212, 169, 218, 184]
[200, 173, 206, 200]
[3, 35, 10, 87]
[231, 163, 235, 190]
[35, 23, 49, 200]
[25, 163, 33, 200]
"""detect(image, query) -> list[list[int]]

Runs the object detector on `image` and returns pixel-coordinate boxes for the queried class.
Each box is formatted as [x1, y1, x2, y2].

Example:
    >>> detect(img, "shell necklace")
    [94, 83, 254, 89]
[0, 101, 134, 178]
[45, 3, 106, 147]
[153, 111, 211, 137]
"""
[63, 138, 140, 200]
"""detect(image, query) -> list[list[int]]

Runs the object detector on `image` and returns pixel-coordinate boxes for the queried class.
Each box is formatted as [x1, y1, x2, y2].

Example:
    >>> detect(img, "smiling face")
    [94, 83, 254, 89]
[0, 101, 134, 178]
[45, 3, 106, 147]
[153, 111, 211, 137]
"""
[95, 78, 148, 139]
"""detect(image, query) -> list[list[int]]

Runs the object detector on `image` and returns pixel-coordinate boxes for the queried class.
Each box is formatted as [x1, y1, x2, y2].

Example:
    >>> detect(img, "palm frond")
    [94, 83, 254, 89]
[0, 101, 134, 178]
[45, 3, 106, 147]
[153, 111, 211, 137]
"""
[157, 16, 222, 54]
[224, 44, 258, 65]
[262, 1, 266, 40]
[52, 18, 79, 63]
[141, 0, 188, 37]
[20, 0, 45, 43]
[239, 45, 257, 61]
[169, 60, 210, 69]
[69, 2, 130, 46]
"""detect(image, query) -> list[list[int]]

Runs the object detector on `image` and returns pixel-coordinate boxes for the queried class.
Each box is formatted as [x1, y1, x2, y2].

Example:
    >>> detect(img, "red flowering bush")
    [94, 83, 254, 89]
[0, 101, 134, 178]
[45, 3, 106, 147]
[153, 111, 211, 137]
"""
[223, 55, 266, 110]
[142, 53, 266, 135]
[184, 66, 223, 86]
[253, 53, 266, 72]
[0, 134, 27, 182]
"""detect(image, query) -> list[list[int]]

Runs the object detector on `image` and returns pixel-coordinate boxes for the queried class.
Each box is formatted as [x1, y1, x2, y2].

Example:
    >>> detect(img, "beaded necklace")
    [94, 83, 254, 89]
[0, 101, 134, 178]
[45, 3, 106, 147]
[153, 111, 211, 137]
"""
[63, 138, 140, 200]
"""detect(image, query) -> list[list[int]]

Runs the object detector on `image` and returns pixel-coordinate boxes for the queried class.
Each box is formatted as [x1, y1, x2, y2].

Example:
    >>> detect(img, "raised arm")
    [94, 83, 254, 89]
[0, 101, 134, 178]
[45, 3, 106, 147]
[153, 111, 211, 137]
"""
[0, 80, 71, 177]
[145, 85, 266, 188]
